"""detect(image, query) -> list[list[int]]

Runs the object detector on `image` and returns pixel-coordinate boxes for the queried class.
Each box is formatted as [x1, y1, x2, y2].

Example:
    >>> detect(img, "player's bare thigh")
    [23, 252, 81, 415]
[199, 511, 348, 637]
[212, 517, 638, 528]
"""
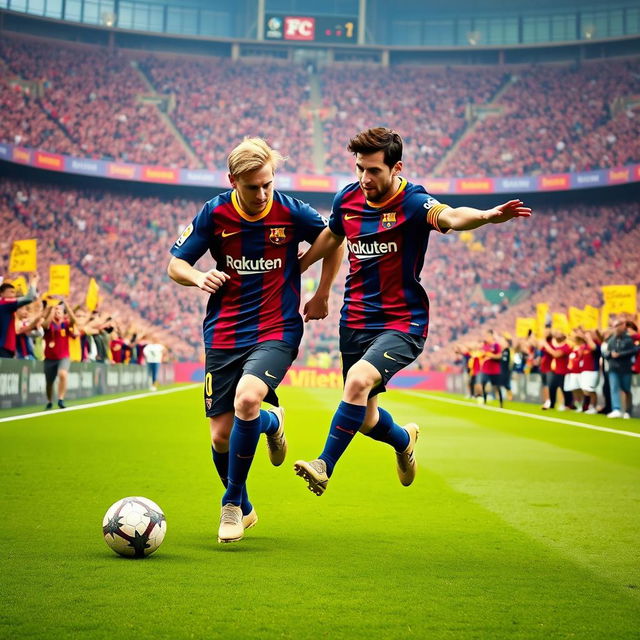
[343, 359, 381, 405]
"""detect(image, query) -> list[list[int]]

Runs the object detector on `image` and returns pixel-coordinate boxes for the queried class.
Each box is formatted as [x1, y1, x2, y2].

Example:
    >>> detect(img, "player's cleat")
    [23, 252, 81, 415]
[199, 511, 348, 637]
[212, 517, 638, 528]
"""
[396, 423, 419, 486]
[57, 399, 67, 409]
[217, 504, 244, 543]
[265, 406, 287, 466]
[294, 459, 329, 496]
[45, 402, 53, 411]
[242, 508, 258, 530]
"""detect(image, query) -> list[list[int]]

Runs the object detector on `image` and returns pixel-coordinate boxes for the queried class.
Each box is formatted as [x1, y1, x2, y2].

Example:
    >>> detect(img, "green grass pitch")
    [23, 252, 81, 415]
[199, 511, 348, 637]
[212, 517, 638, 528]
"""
[1, 386, 638, 639]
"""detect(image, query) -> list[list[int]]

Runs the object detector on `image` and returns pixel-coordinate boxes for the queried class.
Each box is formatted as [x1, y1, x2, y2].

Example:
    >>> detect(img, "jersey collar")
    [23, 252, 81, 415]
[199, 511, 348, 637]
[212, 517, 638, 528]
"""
[365, 177, 407, 209]
[231, 190, 274, 222]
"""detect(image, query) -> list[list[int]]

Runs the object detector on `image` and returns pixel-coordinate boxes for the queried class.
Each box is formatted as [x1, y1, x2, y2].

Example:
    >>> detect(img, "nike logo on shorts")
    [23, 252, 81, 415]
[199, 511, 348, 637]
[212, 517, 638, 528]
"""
[221, 230, 241, 238]
[265, 370, 277, 379]
[383, 352, 397, 361]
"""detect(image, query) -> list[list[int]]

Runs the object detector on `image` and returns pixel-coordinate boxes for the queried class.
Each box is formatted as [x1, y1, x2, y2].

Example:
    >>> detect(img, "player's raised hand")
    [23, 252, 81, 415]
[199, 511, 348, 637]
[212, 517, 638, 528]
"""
[196, 268, 229, 294]
[303, 293, 329, 322]
[485, 200, 532, 224]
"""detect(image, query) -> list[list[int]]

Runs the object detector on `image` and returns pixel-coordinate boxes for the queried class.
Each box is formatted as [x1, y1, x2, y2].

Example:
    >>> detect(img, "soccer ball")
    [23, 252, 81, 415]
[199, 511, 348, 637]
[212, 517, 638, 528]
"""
[102, 496, 166, 558]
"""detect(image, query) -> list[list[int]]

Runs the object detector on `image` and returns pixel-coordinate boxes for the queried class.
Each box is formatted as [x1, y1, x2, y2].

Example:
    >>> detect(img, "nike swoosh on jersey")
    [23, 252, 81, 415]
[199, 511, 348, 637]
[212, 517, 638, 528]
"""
[343, 214, 362, 221]
[221, 230, 241, 238]
[383, 352, 397, 361]
[265, 370, 277, 379]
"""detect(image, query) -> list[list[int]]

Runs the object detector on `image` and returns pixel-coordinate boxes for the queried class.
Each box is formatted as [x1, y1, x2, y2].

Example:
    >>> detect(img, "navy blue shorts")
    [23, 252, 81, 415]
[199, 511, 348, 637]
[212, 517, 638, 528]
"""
[203, 340, 297, 417]
[339, 328, 425, 398]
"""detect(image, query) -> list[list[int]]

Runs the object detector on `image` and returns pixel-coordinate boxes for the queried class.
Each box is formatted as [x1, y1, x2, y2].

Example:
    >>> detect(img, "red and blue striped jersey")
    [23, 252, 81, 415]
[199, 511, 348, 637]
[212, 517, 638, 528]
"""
[329, 178, 449, 339]
[0, 299, 19, 353]
[170, 189, 326, 350]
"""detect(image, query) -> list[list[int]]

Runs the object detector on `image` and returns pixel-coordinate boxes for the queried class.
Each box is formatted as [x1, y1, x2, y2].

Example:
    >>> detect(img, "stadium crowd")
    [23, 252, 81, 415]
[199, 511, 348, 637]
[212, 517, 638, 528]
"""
[1, 34, 638, 179]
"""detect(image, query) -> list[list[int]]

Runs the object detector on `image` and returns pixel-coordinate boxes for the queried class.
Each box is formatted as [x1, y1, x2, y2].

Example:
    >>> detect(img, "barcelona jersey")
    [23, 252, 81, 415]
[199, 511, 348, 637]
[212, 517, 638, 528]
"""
[170, 189, 326, 349]
[329, 178, 449, 339]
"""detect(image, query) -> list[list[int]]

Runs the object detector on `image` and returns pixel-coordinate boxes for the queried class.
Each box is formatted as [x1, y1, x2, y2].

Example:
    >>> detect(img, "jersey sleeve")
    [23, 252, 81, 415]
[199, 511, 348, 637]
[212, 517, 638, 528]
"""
[294, 201, 329, 244]
[420, 193, 451, 234]
[169, 201, 214, 265]
[328, 190, 346, 237]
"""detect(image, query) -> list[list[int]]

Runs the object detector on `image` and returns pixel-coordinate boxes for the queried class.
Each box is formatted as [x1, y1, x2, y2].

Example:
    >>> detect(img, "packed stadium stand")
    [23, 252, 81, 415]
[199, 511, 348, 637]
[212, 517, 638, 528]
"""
[1, 34, 639, 176]
[1, 19, 639, 372]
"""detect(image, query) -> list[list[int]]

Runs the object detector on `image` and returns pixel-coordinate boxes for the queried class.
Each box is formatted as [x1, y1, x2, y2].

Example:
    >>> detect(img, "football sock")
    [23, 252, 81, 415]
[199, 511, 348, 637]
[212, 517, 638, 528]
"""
[211, 446, 252, 515]
[318, 401, 366, 477]
[259, 408, 279, 435]
[222, 416, 261, 506]
[364, 407, 410, 452]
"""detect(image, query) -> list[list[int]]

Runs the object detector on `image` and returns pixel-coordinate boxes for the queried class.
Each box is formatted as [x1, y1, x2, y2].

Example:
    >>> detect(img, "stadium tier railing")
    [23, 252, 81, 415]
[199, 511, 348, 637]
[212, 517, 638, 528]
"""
[1, 142, 639, 195]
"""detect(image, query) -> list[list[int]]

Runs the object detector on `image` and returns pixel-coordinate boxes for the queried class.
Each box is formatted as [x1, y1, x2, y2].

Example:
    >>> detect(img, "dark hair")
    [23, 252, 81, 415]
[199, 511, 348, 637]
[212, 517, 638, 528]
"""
[347, 127, 403, 169]
[626, 320, 638, 332]
[0, 282, 16, 294]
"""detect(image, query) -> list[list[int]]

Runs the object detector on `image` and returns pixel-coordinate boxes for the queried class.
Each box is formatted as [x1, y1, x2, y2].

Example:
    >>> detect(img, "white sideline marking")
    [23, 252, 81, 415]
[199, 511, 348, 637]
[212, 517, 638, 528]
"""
[400, 391, 640, 439]
[0, 384, 199, 424]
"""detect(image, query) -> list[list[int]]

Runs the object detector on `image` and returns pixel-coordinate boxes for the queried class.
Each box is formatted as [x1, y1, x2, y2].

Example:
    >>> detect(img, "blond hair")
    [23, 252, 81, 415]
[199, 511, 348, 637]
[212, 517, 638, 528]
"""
[227, 137, 285, 177]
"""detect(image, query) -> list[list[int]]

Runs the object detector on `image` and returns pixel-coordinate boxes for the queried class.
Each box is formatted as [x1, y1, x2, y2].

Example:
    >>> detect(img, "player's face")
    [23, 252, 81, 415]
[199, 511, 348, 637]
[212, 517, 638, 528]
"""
[1, 286, 17, 299]
[354, 151, 402, 202]
[229, 164, 274, 216]
[52, 304, 64, 322]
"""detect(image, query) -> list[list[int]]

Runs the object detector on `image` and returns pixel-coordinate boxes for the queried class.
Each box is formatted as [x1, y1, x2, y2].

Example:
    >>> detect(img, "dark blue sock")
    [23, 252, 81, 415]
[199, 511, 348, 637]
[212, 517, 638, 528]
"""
[319, 401, 366, 477]
[222, 416, 261, 506]
[259, 409, 279, 435]
[364, 407, 410, 452]
[211, 446, 252, 515]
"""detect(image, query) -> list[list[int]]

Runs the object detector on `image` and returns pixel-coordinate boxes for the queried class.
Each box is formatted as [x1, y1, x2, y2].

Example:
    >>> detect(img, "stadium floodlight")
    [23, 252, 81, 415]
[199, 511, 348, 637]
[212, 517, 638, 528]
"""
[467, 30, 481, 46]
[101, 11, 117, 28]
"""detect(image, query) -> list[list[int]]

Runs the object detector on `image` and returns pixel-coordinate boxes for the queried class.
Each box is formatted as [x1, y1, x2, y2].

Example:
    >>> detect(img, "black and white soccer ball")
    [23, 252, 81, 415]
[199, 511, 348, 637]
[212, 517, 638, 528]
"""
[102, 496, 166, 558]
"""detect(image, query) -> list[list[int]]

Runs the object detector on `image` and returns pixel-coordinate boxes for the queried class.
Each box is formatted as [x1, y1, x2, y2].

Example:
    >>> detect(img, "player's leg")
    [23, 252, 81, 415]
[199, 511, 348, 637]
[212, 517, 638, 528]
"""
[492, 376, 503, 408]
[360, 396, 419, 486]
[209, 412, 256, 528]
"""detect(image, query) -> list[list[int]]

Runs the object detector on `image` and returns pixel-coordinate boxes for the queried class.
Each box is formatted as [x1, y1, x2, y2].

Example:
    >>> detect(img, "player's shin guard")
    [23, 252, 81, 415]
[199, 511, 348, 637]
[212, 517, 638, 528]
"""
[212, 445, 253, 514]
[364, 407, 410, 452]
[222, 416, 261, 506]
[318, 401, 366, 477]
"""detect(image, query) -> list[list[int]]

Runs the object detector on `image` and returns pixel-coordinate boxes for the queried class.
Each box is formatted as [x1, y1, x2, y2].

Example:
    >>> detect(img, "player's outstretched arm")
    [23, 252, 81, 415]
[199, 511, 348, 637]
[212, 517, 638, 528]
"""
[438, 199, 532, 231]
[299, 227, 344, 274]
[303, 239, 345, 322]
[167, 256, 229, 294]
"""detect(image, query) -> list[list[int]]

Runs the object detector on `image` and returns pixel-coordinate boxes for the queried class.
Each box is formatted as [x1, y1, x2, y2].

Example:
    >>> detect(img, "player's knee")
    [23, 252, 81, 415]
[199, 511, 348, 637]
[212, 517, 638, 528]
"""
[233, 389, 262, 416]
[344, 370, 376, 398]
[210, 433, 229, 451]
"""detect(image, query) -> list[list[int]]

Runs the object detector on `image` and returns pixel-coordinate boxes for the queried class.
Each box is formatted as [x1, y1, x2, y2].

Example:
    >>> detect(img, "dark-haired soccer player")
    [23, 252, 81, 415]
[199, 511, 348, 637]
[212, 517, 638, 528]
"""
[294, 127, 531, 496]
[168, 137, 343, 543]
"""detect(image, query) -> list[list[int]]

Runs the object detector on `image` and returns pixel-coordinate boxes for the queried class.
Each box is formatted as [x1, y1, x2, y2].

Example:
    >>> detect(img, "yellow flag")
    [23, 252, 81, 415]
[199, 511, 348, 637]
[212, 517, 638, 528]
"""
[568, 306, 585, 330]
[49, 264, 70, 296]
[552, 313, 570, 334]
[536, 303, 549, 337]
[601, 285, 637, 314]
[8, 275, 28, 295]
[9, 239, 37, 272]
[86, 278, 100, 311]
[515, 317, 537, 338]
[582, 305, 599, 330]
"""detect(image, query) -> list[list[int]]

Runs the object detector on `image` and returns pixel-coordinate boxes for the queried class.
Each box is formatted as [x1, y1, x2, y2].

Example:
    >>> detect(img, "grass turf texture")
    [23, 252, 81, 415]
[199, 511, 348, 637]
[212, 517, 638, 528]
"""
[1, 387, 638, 639]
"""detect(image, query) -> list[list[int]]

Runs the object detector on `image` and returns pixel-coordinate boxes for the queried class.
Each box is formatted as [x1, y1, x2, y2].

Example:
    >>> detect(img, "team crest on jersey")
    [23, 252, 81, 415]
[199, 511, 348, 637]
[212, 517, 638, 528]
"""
[269, 227, 286, 244]
[205, 398, 212, 410]
[381, 212, 397, 229]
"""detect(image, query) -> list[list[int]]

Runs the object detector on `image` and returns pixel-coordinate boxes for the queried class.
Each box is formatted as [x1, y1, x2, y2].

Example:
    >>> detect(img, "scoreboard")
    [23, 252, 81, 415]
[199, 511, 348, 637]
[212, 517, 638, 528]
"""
[265, 15, 358, 44]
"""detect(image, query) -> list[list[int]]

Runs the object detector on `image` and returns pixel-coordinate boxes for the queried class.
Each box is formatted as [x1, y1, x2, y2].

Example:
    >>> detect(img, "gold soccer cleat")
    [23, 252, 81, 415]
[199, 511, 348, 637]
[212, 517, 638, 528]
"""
[266, 406, 287, 466]
[396, 423, 419, 486]
[294, 458, 329, 496]
[217, 504, 244, 543]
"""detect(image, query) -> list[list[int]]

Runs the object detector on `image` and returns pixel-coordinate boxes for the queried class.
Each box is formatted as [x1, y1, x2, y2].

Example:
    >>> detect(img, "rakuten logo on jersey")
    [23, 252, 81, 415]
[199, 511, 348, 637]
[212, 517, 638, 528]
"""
[284, 17, 315, 40]
[347, 240, 398, 260]
[226, 254, 282, 275]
